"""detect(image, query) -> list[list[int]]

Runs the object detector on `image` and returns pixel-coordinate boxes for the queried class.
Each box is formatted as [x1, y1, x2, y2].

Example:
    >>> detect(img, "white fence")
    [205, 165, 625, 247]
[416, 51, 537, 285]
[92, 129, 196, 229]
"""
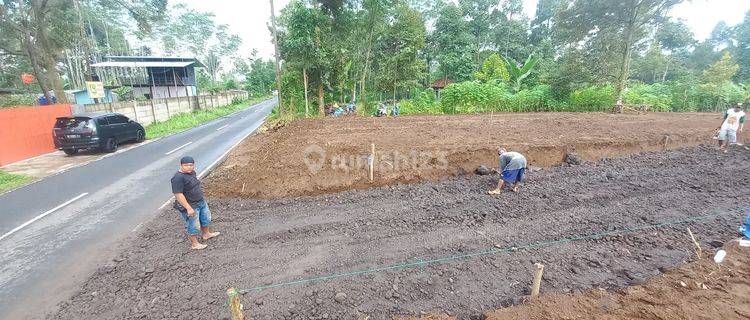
[83, 91, 249, 126]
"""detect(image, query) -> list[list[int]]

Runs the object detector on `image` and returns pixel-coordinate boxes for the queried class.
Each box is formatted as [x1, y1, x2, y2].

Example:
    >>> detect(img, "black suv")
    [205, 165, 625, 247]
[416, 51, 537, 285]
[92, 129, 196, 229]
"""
[53, 112, 145, 155]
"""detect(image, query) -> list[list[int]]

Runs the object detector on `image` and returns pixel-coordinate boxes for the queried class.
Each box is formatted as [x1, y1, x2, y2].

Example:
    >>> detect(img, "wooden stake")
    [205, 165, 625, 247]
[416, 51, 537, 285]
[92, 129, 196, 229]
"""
[531, 263, 545, 298]
[227, 287, 245, 320]
[369, 143, 375, 182]
[687, 227, 702, 259]
[241, 183, 246, 193]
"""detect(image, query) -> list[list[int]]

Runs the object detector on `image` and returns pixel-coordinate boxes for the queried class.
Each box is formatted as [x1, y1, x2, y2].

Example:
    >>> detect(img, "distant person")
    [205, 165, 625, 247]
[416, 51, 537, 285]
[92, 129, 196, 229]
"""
[171, 156, 220, 250]
[488, 147, 527, 195]
[717, 103, 745, 153]
[376, 102, 388, 117]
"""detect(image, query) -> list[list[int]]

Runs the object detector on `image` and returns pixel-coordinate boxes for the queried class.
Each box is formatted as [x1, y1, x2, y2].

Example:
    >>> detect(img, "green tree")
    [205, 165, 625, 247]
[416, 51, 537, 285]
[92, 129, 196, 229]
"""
[556, 0, 683, 103]
[735, 10, 750, 82]
[375, 3, 427, 100]
[489, 0, 529, 61]
[507, 54, 539, 92]
[700, 52, 742, 109]
[475, 53, 509, 83]
[432, 4, 476, 82]
[279, 0, 325, 116]
[708, 21, 735, 50]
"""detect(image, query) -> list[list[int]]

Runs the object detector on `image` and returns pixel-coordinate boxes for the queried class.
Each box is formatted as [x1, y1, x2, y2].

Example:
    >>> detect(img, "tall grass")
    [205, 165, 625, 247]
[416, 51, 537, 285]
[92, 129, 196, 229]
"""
[145, 95, 271, 139]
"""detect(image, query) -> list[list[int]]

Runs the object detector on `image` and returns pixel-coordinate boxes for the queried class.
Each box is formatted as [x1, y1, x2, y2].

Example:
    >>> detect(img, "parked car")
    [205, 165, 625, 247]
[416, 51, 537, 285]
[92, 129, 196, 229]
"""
[53, 112, 145, 155]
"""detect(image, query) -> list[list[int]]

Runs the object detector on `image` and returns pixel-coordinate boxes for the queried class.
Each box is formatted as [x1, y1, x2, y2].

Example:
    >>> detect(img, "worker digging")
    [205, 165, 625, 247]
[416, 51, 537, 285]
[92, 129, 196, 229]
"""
[488, 147, 527, 195]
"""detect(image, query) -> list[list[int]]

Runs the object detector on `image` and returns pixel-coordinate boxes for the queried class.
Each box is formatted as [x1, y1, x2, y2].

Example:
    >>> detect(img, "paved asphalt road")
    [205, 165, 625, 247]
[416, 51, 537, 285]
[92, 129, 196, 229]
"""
[0, 98, 277, 320]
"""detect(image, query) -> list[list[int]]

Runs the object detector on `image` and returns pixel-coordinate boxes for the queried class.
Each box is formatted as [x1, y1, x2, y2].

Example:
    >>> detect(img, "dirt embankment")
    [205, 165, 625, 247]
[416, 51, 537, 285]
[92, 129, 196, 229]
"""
[205, 113, 722, 199]
[50, 146, 750, 320]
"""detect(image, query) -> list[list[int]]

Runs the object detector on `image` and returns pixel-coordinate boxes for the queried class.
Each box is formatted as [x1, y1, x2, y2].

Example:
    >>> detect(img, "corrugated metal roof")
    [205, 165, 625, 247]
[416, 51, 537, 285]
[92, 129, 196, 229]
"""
[91, 61, 198, 68]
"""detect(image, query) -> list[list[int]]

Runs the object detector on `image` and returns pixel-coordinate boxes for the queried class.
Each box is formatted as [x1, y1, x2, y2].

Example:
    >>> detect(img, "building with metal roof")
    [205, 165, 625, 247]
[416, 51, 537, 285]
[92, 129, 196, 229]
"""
[91, 56, 205, 101]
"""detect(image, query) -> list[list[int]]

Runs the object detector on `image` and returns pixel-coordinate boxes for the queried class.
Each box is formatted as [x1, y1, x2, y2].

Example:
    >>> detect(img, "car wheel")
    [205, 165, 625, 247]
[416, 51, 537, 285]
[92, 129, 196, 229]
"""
[105, 137, 118, 152]
[136, 130, 145, 142]
[63, 149, 78, 155]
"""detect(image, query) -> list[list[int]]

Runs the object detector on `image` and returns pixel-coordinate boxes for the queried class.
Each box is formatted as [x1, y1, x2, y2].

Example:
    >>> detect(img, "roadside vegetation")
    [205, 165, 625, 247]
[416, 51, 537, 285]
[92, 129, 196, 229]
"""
[270, 1, 750, 118]
[0, 170, 34, 193]
[144, 95, 272, 139]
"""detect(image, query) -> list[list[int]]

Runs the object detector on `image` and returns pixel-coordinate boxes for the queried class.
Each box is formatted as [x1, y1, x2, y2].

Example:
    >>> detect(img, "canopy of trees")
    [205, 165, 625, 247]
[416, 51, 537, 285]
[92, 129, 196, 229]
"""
[0, 0, 268, 105]
[275, 0, 750, 115]
[2, 0, 749, 112]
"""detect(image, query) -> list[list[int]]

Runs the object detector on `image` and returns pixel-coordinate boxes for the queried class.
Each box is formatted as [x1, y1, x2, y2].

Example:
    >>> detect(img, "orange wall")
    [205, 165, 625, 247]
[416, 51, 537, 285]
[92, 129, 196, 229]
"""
[0, 104, 72, 166]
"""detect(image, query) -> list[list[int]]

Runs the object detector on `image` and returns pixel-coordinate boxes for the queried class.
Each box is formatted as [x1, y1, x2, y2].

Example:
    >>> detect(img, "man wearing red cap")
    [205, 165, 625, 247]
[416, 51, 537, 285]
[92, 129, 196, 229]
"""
[171, 156, 220, 250]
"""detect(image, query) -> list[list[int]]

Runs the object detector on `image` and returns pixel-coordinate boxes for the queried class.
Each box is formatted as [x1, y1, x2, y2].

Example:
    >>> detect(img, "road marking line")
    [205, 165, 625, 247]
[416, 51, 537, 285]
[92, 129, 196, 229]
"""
[132, 222, 144, 232]
[165, 141, 193, 155]
[0, 193, 88, 241]
[216, 124, 229, 131]
[159, 197, 174, 210]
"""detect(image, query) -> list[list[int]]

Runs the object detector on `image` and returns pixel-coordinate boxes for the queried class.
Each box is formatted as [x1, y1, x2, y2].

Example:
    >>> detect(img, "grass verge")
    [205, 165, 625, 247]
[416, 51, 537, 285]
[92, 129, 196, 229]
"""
[145, 95, 272, 139]
[0, 170, 34, 193]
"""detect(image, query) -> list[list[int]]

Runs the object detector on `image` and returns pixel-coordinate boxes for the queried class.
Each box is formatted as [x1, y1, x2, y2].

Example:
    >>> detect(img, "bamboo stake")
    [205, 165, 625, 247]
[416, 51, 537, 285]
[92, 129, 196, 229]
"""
[531, 263, 545, 298]
[227, 287, 245, 320]
[687, 227, 702, 259]
[369, 143, 375, 182]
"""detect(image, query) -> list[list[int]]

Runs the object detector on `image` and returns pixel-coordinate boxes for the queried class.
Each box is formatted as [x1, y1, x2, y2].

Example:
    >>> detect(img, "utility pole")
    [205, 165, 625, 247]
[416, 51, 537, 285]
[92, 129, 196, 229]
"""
[269, 0, 284, 115]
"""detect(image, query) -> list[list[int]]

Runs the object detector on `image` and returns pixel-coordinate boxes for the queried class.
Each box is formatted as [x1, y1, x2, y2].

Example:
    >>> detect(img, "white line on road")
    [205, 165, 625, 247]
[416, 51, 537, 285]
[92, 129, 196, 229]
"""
[216, 124, 229, 131]
[165, 141, 193, 155]
[132, 222, 144, 232]
[159, 197, 174, 210]
[0, 193, 88, 241]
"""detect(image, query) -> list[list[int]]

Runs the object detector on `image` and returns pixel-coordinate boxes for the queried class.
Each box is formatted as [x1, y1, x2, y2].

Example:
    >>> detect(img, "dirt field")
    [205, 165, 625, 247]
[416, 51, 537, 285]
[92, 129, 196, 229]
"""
[50, 146, 750, 320]
[205, 112, 722, 199]
[483, 240, 750, 320]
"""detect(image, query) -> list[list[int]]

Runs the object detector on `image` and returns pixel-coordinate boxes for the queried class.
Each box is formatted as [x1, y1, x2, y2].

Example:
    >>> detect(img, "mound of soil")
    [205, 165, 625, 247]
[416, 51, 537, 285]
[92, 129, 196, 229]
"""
[49, 146, 750, 320]
[204, 113, 720, 199]
[485, 240, 750, 320]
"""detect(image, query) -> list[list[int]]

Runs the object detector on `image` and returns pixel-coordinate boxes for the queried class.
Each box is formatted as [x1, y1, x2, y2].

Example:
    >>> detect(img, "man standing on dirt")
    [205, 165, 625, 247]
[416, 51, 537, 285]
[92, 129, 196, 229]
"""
[488, 147, 527, 194]
[171, 156, 220, 250]
[717, 103, 745, 153]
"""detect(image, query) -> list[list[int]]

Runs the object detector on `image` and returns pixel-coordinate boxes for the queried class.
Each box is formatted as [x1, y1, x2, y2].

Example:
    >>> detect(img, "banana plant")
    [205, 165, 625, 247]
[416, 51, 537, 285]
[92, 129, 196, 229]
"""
[507, 54, 539, 92]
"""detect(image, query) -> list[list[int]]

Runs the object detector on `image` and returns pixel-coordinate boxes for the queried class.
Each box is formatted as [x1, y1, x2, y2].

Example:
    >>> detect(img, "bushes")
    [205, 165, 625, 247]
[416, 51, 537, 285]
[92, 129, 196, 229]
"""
[439, 81, 511, 113]
[623, 83, 672, 111]
[569, 85, 615, 112]
[399, 88, 441, 114]
[0, 94, 34, 108]
[388, 80, 750, 115]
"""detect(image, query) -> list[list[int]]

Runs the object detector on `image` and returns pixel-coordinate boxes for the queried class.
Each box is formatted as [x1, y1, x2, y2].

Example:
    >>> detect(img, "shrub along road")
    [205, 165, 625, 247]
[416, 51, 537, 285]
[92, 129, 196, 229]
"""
[0, 98, 276, 320]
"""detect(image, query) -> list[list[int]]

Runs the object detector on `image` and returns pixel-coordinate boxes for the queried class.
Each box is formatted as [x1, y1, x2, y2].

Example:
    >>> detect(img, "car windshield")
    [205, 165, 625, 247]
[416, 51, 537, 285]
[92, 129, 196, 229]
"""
[55, 118, 91, 130]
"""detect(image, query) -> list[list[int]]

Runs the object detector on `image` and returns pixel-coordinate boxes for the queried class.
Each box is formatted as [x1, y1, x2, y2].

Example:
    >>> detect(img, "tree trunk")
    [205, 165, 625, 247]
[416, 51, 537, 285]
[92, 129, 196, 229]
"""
[303, 67, 310, 117]
[339, 81, 344, 104]
[42, 53, 68, 103]
[360, 27, 374, 114]
[269, 0, 284, 114]
[614, 19, 637, 104]
[318, 80, 325, 117]
[18, 0, 52, 104]
[661, 58, 670, 82]
[351, 83, 356, 104]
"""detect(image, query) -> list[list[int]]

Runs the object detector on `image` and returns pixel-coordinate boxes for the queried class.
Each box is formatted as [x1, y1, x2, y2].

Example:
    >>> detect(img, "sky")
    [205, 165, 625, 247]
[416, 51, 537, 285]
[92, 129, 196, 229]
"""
[173, 0, 750, 59]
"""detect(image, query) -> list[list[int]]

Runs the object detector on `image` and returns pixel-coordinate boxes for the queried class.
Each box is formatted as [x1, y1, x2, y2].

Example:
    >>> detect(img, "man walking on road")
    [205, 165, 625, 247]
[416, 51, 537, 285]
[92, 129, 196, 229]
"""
[717, 103, 745, 153]
[488, 147, 527, 195]
[171, 156, 220, 250]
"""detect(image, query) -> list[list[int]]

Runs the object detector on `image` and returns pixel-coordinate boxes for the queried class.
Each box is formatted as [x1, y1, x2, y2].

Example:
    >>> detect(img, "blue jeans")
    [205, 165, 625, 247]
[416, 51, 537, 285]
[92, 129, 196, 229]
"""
[179, 200, 211, 235]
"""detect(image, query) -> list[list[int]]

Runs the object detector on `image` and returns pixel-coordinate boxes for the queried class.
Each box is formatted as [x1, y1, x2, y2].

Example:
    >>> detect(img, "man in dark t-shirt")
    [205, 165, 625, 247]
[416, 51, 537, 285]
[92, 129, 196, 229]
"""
[171, 156, 220, 250]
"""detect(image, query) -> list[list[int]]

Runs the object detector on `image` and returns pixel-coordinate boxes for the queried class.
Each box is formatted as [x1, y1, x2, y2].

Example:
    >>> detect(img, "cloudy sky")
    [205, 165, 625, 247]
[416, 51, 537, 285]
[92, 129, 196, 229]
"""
[173, 0, 750, 59]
